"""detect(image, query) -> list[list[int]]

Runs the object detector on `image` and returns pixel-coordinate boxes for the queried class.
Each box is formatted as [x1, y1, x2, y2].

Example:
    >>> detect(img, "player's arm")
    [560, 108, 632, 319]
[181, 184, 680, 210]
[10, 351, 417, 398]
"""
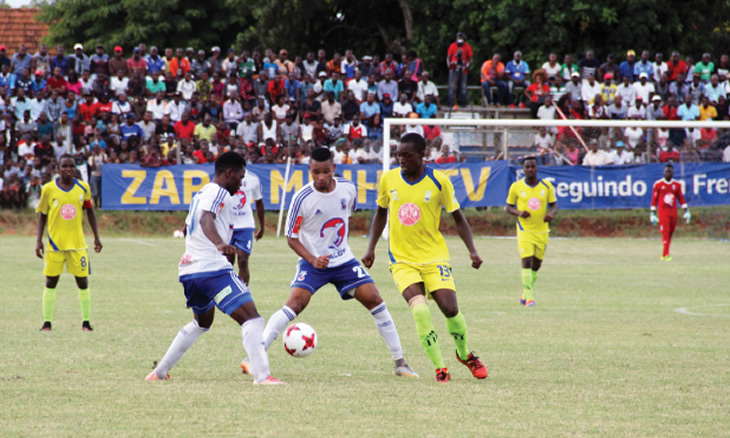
[85, 204, 103, 253]
[544, 202, 558, 223]
[362, 206, 388, 269]
[451, 209, 483, 269]
[649, 183, 660, 224]
[254, 199, 265, 240]
[677, 186, 691, 223]
[35, 212, 48, 259]
[200, 211, 235, 255]
[287, 236, 329, 269]
[506, 203, 530, 218]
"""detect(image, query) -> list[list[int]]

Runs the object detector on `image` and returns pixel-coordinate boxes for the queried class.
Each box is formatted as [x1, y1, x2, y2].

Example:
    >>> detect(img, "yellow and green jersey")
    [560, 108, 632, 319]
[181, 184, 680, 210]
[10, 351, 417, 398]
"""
[377, 167, 460, 265]
[36, 179, 91, 251]
[506, 178, 557, 233]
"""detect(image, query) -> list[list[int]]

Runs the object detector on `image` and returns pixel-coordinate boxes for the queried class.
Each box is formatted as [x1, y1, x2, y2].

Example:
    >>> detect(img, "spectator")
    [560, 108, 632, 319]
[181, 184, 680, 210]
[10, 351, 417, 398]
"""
[646, 95, 665, 120]
[633, 73, 655, 103]
[190, 50, 210, 79]
[236, 112, 259, 145]
[146, 46, 165, 77]
[168, 48, 190, 79]
[619, 50, 636, 82]
[340, 49, 358, 80]
[627, 97, 646, 119]
[633, 51, 654, 80]
[416, 94, 437, 120]
[597, 54, 619, 83]
[617, 75, 637, 104]
[608, 141, 634, 165]
[666, 51, 687, 82]
[108, 46, 128, 77]
[393, 93, 413, 118]
[173, 111, 195, 140]
[321, 91, 342, 124]
[379, 93, 394, 118]
[504, 51, 530, 107]
[582, 139, 611, 165]
[11, 45, 32, 76]
[698, 96, 717, 121]
[302, 51, 318, 79]
[177, 71, 197, 100]
[446, 32, 472, 109]
[581, 74, 601, 105]
[397, 73, 418, 103]
[377, 53, 398, 79]
[120, 113, 144, 141]
[541, 53, 561, 81]
[258, 112, 279, 144]
[525, 69, 550, 118]
[565, 71, 582, 103]
[347, 70, 368, 103]
[416, 71, 438, 106]
[359, 92, 381, 137]
[70, 43, 90, 75]
[659, 142, 680, 163]
[377, 70, 398, 102]
[607, 95, 627, 120]
[589, 95, 609, 119]
[110, 68, 129, 97]
[668, 73, 688, 102]
[704, 74, 726, 104]
[652, 52, 669, 82]
[561, 54, 579, 81]
[578, 50, 600, 80]
[90, 44, 109, 76]
[222, 94, 243, 128]
[600, 73, 617, 105]
[358, 55, 375, 78]
[323, 71, 344, 102]
[677, 94, 700, 121]
[687, 73, 705, 104]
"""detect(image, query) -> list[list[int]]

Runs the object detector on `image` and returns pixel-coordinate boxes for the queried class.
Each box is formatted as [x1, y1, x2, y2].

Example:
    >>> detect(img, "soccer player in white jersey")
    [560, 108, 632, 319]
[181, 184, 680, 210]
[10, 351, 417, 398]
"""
[240, 147, 418, 378]
[228, 147, 265, 285]
[147, 152, 283, 385]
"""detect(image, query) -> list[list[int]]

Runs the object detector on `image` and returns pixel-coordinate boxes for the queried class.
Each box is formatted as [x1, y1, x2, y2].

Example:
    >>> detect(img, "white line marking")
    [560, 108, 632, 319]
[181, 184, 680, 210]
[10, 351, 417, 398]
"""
[117, 238, 157, 247]
[674, 304, 730, 317]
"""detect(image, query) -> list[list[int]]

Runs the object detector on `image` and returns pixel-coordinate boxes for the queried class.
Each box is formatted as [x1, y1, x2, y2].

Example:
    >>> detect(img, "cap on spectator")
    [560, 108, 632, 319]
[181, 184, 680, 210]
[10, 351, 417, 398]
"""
[96, 44, 104, 49]
[652, 95, 662, 101]
[126, 113, 136, 119]
[150, 45, 158, 51]
[0, 45, 6, 51]
[627, 50, 636, 56]
[571, 71, 580, 78]
[198, 50, 205, 55]
[639, 72, 648, 79]
[74, 43, 83, 50]
[318, 71, 327, 77]
[589, 138, 598, 145]
[133, 47, 141, 53]
[384, 93, 391, 99]
[186, 47, 194, 53]
[604, 73, 613, 80]
[114, 45, 123, 52]
[34, 69, 43, 75]
[212, 46, 220, 52]
[615, 141, 625, 148]
[636, 96, 643, 100]
[362, 55, 372, 61]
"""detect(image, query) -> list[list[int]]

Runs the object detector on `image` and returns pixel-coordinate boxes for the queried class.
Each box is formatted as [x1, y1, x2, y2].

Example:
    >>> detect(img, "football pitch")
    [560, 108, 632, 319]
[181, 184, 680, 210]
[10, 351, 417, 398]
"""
[1, 235, 728, 437]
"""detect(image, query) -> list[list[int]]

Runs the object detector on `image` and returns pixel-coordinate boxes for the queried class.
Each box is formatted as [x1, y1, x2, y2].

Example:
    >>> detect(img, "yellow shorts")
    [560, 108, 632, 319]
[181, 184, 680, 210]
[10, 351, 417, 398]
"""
[517, 231, 548, 260]
[389, 262, 456, 295]
[44, 249, 90, 278]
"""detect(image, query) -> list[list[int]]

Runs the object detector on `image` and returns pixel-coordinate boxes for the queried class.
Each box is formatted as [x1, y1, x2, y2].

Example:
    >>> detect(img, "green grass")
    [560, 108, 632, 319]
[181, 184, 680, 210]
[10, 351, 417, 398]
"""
[1, 235, 728, 437]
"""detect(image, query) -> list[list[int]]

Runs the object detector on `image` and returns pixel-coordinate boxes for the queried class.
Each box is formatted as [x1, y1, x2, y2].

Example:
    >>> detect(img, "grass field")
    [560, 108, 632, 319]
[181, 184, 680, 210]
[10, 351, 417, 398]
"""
[1, 235, 728, 437]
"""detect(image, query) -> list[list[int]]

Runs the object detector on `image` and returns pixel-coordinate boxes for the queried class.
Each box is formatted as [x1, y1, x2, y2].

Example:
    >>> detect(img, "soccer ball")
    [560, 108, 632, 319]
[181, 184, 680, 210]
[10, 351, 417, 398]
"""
[283, 323, 317, 358]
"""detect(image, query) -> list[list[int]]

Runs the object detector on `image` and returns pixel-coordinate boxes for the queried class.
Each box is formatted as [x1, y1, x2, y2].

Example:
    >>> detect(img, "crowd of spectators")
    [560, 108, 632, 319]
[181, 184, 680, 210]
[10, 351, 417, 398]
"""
[476, 47, 730, 166]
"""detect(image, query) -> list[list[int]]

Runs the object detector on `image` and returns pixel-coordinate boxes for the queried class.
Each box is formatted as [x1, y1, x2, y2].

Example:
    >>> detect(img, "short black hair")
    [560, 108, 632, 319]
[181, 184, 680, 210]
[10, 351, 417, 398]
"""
[311, 147, 332, 162]
[400, 133, 426, 152]
[59, 153, 75, 163]
[522, 156, 538, 165]
[665, 163, 674, 169]
[215, 151, 245, 175]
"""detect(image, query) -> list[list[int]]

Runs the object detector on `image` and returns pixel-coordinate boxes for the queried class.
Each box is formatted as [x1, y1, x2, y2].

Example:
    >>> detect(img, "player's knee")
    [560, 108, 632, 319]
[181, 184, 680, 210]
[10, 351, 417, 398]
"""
[75, 276, 89, 289]
[45, 276, 60, 288]
[441, 304, 459, 318]
[286, 293, 311, 314]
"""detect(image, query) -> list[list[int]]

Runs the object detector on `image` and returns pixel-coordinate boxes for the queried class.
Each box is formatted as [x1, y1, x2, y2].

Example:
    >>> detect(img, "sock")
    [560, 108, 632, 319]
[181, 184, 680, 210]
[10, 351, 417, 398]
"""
[446, 311, 469, 360]
[531, 270, 538, 288]
[521, 268, 534, 302]
[262, 305, 296, 351]
[370, 302, 403, 361]
[42, 287, 56, 322]
[410, 302, 445, 369]
[242, 316, 271, 383]
[78, 288, 91, 321]
[154, 320, 208, 378]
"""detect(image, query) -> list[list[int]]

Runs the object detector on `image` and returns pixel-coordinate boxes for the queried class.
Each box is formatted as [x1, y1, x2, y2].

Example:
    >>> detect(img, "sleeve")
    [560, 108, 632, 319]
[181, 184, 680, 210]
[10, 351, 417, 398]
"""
[198, 186, 226, 215]
[252, 175, 263, 201]
[350, 182, 357, 213]
[506, 182, 518, 205]
[676, 184, 687, 208]
[284, 191, 304, 238]
[376, 173, 390, 208]
[545, 180, 557, 203]
[439, 173, 460, 213]
[650, 182, 660, 210]
[81, 181, 92, 203]
[36, 183, 50, 214]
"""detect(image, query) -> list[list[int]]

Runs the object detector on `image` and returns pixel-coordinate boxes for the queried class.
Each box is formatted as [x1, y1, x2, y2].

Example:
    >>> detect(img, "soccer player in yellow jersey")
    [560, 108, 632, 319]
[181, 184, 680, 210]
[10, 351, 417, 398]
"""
[35, 155, 102, 331]
[362, 133, 487, 383]
[506, 157, 558, 307]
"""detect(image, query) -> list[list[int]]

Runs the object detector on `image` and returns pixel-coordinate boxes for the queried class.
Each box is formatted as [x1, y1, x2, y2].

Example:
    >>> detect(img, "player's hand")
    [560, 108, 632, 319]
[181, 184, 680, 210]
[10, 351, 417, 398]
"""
[311, 255, 330, 270]
[215, 243, 236, 255]
[35, 241, 44, 259]
[519, 210, 531, 219]
[255, 227, 264, 241]
[544, 212, 554, 223]
[683, 210, 691, 224]
[94, 238, 103, 253]
[361, 250, 375, 269]
[470, 252, 483, 269]
[650, 213, 659, 226]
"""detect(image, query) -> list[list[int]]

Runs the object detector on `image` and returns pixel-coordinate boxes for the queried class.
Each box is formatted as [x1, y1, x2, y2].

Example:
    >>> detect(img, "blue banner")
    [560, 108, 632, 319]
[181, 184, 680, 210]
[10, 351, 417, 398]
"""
[514, 163, 730, 209]
[101, 162, 510, 210]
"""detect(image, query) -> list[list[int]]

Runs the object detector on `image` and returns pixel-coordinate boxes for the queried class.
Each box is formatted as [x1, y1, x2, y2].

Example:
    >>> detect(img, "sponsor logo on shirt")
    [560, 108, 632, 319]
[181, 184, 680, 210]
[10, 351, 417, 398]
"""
[398, 203, 421, 226]
[527, 197, 542, 211]
[60, 204, 77, 220]
[663, 193, 675, 205]
[320, 217, 346, 248]
[234, 190, 247, 210]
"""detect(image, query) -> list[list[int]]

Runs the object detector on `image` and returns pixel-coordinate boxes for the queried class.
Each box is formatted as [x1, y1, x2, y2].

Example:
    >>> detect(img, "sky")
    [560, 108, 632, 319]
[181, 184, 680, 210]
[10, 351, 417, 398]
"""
[6, 0, 33, 7]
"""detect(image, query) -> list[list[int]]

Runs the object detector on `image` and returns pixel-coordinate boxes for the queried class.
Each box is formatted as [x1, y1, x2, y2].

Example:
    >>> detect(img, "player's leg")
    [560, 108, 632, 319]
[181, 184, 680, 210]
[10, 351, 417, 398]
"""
[518, 232, 537, 305]
[261, 287, 313, 350]
[527, 237, 547, 305]
[352, 282, 417, 376]
[236, 251, 251, 285]
[68, 250, 92, 330]
[40, 250, 65, 331]
[665, 215, 677, 260]
[149, 306, 214, 381]
[403, 284, 448, 380]
[229, 228, 254, 284]
[659, 213, 672, 259]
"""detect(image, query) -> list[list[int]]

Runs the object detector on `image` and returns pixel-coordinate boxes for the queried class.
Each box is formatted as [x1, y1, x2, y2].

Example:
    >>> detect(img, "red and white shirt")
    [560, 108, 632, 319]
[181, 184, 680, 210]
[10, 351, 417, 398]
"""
[651, 178, 687, 214]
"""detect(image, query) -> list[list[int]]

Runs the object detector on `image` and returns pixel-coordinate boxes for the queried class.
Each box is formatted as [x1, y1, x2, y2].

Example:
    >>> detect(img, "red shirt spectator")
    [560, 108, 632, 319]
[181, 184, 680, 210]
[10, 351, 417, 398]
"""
[79, 101, 100, 122]
[174, 119, 195, 140]
[436, 154, 457, 164]
[127, 54, 147, 77]
[659, 149, 680, 163]
[169, 57, 190, 78]
[525, 83, 551, 103]
[192, 148, 208, 164]
[46, 75, 67, 94]
[267, 79, 286, 103]
[98, 101, 113, 114]
[424, 125, 441, 140]
[447, 40, 473, 73]
[663, 104, 678, 120]
[666, 60, 687, 82]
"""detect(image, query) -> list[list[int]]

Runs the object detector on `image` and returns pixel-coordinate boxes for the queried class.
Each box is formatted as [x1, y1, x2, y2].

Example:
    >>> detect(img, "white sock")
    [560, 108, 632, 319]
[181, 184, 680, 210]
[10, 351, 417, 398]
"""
[370, 302, 403, 361]
[262, 305, 297, 351]
[154, 320, 208, 378]
[241, 316, 271, 383]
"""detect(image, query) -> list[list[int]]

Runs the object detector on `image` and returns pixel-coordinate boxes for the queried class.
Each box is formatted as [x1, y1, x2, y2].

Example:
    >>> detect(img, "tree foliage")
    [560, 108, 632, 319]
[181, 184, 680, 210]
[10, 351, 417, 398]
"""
[39, 0, 730, 83]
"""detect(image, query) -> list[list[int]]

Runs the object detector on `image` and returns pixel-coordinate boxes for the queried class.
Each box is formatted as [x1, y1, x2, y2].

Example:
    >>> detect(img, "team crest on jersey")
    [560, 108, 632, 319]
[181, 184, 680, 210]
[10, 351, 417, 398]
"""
[218, 202, 225, 214]
[527, 197, 542, 211]
[541, 190, 545, 196]
[60, 204, 77, 220]
[424, 190, 432, 202]
[320, 217, 346, 248]
[663, 193, 675, 205]
[390, 190, 399, 201]
[521, 191, 526, 197]
[234, 190, 247, 209]
[297, 270, 308, 281]
[340, 198, 347, 210]
[398, 203, 421, 226]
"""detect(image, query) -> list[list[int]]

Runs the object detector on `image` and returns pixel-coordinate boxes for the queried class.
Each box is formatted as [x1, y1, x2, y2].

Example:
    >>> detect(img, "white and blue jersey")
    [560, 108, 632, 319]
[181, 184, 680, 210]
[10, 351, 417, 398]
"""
[178, 182, 251, 314]
[231, 170, 263, 230]
[285, 178, 373, 298]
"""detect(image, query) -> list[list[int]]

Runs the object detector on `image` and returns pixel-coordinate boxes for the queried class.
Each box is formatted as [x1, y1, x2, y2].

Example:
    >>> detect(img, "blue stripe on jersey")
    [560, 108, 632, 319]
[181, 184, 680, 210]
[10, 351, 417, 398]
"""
[539, 179, 549, 190]
[517, 218, 524, 231]
[55, 179, 73, 193]
[187, 196, 201, 235]
[388, 246, 396, 263]
[286, 187, 314, 236]
[210, 187, 227, 214]
[229, 271, 250, 293]
[48, 234, 59, 251]
[425, 167, 442, 191]
[74, 179, 87, 193]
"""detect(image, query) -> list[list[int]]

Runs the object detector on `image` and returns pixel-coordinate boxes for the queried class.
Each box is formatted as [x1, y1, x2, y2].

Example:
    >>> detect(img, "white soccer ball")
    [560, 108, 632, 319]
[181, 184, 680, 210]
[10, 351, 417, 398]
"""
[173, 229, 184, 238]
[283, 322, 317, 358]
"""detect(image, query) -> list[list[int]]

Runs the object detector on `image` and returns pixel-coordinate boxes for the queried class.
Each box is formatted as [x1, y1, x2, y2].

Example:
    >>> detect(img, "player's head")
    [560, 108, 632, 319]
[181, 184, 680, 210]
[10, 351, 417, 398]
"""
[522, 156, 538, 179]
[58, 154, 76, 181]
[664, 163, 674, 180]
[214, 151, 245, 195]
[309, 147, 335, 192]
[397, 133, 426, 176]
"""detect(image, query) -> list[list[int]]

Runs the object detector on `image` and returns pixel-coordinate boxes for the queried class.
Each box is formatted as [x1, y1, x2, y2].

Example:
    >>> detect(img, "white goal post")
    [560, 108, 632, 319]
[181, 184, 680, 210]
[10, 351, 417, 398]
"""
[381, 118, 730, 170]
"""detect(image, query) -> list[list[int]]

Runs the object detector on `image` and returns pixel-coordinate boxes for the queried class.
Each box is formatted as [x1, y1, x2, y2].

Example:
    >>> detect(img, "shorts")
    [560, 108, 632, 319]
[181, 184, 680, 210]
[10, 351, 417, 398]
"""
[517, 231, 549, 260]
[230, 228, 255, 255]
[290, 259, 374, 300]
[389, 262, 455, 295]
[179, 269, 253, 315]
[44, 249, 90, 277]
